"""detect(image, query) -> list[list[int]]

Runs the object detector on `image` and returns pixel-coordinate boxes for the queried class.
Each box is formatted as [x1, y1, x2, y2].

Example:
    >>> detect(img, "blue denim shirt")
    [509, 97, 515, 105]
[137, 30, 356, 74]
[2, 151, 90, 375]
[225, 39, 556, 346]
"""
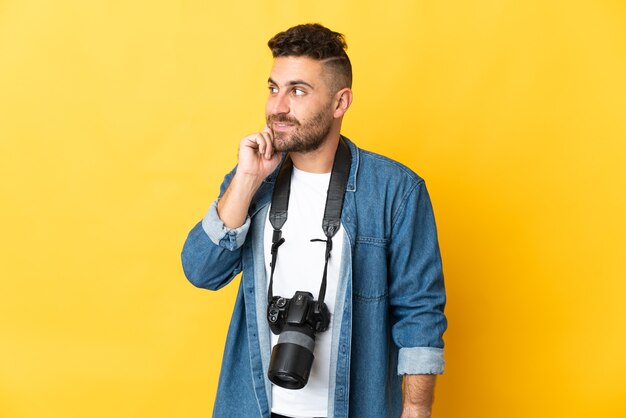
[181, 137, 447, 418]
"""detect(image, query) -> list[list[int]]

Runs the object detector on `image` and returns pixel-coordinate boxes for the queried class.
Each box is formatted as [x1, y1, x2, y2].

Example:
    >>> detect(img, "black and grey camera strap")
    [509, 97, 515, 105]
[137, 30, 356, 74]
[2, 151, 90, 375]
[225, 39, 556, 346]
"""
[267, 138, 352, 306]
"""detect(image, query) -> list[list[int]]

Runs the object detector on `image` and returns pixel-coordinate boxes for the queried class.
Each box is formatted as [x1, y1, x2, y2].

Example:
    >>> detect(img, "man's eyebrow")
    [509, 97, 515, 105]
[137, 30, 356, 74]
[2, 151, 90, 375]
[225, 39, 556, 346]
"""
[267, 78, 315, 89]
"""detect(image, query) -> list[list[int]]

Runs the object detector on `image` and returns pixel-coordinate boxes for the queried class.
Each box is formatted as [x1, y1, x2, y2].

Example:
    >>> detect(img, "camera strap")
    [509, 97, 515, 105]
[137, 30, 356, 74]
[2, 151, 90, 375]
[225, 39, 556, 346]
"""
[267, 138, 351, 306]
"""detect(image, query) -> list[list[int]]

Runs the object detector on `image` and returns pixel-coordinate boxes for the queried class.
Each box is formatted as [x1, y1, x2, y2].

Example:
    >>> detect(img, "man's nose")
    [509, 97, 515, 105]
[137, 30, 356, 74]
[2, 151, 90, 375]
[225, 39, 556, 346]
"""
[269, 93, 290, 115]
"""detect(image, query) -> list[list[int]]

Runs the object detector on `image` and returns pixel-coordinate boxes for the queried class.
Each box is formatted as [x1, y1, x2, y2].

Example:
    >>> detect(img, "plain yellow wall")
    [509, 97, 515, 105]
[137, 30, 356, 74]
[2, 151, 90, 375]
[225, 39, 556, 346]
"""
[1, 1, 625, 417]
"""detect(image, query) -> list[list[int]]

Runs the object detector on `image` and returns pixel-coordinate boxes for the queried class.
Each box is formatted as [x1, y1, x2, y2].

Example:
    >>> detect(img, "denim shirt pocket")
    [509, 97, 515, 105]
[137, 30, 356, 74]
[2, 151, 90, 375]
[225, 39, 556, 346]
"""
[352, 236, 389, 300]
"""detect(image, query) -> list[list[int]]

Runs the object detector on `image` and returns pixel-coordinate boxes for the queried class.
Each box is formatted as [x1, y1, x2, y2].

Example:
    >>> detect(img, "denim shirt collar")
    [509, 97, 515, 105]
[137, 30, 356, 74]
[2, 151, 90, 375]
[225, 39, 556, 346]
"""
[261, 135, 359, 191]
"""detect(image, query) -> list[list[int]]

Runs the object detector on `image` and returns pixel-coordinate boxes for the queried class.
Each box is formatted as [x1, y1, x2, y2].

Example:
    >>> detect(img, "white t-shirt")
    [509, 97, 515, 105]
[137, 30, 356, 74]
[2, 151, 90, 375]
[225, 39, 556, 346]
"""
[264, 166, 344, 418]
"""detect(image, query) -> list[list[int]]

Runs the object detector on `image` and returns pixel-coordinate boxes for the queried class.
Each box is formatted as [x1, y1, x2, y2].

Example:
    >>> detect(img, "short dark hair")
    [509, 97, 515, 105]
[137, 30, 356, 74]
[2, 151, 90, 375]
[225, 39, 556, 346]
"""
[268, 23, 352, 92]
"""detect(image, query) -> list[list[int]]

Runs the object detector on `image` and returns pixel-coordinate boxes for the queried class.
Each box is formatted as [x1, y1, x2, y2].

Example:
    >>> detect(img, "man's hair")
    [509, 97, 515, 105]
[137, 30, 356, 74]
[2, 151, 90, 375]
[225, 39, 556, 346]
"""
[268, 23, 352, 93]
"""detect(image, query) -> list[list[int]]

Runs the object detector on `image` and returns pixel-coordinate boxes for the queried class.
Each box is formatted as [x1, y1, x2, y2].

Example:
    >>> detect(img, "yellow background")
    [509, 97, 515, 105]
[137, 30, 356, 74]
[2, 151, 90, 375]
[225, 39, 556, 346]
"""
[1, 0, 625, 417]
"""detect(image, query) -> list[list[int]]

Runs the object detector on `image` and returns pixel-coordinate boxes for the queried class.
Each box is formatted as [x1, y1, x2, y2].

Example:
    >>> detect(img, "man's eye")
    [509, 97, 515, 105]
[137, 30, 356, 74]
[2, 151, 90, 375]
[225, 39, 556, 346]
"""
[293, 88, 305, 96]
[269, 86, 278, 94]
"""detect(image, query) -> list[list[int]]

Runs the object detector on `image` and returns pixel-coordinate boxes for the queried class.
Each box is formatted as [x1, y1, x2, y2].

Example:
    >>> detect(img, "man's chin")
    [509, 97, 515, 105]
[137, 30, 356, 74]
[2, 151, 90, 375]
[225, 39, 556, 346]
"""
[272, 132, 326, 153]
[272, 136, 291, 152]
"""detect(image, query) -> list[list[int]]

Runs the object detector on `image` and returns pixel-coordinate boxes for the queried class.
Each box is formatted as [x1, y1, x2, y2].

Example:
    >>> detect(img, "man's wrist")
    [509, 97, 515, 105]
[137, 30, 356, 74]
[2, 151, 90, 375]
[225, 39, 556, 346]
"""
[401, 405, 432, 418]
[231, 171, 265, 195]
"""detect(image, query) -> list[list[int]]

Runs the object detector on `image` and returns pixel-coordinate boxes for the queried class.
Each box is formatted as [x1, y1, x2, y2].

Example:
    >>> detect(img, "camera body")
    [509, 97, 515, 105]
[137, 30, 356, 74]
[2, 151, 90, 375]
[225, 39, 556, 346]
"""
[267, 291, 330, 335]
[266, 291, 331, 389]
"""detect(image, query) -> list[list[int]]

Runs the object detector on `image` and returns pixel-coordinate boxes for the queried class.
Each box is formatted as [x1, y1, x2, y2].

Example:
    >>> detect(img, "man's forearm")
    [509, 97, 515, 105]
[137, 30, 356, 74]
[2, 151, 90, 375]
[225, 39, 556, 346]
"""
[217, 173, 263, 228]
[402, 374, 436, 418]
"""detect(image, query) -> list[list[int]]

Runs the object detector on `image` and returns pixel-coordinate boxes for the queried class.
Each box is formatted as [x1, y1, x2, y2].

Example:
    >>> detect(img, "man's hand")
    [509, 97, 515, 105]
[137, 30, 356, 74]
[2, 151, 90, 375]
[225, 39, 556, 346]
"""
[217, 127, 282, 228]
[401, 374, 436, 418]
[236, 125, 282, 180]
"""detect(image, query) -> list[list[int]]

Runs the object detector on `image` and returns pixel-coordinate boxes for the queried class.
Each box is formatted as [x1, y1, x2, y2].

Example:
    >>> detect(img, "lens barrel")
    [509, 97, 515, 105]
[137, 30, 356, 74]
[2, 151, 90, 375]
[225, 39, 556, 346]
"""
[267, 325, 315, 389]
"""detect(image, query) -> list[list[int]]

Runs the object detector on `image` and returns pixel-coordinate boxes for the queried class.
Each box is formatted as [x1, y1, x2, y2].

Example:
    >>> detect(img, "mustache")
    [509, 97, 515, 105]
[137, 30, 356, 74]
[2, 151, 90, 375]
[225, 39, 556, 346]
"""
[267, 114, 300, 126]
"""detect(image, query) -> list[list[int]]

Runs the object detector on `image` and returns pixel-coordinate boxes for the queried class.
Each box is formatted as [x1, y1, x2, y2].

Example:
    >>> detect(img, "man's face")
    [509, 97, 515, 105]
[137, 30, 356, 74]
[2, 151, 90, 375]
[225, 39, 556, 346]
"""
[266, 56, 335, 153]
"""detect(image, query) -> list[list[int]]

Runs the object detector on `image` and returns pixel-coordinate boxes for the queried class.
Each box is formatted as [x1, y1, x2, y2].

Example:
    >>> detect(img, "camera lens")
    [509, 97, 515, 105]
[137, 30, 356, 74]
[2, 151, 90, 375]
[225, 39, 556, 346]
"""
[268, 324, 315, 390]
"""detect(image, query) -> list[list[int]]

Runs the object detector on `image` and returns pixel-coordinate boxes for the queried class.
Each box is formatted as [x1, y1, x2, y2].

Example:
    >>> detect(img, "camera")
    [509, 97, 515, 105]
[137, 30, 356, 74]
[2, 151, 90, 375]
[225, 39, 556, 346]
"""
[267, 291, 331, 389]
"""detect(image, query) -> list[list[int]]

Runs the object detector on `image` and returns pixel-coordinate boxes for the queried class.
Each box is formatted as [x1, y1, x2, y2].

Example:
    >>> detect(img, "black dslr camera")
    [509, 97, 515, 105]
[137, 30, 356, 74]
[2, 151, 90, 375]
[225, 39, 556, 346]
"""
[267, 291, 331, 389]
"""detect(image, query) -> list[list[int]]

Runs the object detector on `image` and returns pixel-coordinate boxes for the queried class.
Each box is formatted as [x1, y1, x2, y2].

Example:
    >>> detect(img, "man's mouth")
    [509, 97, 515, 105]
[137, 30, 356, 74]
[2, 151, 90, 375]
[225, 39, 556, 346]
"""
[272, 122, 295, 131]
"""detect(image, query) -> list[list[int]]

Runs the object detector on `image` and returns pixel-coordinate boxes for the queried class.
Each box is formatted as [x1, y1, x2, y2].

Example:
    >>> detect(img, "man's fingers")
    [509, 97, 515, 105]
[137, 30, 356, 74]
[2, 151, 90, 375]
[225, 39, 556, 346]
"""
[255, 135, 266, 156]
[244, 134, 264, 153]
[259, 131, 274, 159]
[243, 132, 274, 160]
[262, 124, 275, 158]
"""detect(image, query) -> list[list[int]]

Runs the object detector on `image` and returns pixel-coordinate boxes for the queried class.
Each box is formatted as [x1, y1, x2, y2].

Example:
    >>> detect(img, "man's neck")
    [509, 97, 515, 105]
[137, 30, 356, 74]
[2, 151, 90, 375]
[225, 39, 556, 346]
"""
[289, 133, 341, 173]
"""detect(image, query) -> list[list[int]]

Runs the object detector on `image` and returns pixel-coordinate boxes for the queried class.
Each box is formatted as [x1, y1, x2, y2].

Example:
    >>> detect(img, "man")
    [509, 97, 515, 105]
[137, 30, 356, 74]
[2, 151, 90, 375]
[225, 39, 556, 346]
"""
[182, 23, 447, 418]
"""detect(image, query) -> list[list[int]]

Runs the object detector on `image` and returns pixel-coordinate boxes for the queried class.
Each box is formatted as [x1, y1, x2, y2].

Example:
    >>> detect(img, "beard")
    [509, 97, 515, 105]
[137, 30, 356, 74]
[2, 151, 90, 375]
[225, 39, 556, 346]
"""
[267, 108, 334, 153]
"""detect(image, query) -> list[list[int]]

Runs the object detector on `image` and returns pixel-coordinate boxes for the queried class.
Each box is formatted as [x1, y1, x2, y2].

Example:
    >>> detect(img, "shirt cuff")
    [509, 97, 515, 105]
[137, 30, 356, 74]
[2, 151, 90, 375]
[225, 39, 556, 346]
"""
[201, 200, 251, 251]
[398, 347, 445, 375]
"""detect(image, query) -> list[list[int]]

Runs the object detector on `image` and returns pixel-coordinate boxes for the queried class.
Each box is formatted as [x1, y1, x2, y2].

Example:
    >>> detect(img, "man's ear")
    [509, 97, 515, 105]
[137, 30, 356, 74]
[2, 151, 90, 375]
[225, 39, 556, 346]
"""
[333, 88, 353, 118]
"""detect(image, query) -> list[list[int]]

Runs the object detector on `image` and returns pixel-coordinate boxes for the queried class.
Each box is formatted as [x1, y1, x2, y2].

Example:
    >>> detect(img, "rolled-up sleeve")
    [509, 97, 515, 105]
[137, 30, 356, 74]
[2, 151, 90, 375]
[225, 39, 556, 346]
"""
[388, 180, 447, 375]
[202, 199, 251, 250]
[398, 347, 445, 375]
[181, 168, 248, 290]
